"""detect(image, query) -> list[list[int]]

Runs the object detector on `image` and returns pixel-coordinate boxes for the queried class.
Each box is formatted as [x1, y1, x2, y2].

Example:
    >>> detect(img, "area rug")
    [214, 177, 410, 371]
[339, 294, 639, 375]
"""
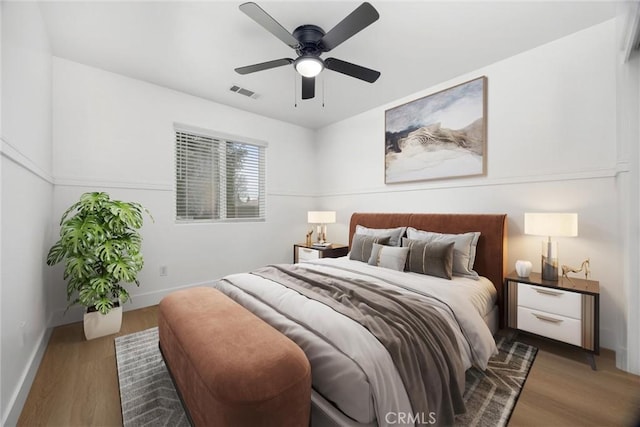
[454, 336, 537, 426]
[115, 328, 189, 427]
[115, 329, 536, 427]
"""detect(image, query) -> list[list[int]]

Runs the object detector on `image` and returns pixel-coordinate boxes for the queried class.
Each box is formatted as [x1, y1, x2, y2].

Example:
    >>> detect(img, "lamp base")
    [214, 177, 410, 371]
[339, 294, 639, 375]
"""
[541, 255, 559, 281]
[541, 240, 559, 281]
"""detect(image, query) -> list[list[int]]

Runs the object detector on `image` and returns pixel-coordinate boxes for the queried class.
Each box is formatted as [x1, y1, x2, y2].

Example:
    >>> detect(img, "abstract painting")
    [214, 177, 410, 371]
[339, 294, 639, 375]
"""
[385, 76, 487, 183]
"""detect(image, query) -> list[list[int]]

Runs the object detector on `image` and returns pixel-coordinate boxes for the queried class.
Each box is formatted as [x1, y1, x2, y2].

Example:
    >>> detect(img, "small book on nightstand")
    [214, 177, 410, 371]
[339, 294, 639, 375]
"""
[312, 242, 332, 248]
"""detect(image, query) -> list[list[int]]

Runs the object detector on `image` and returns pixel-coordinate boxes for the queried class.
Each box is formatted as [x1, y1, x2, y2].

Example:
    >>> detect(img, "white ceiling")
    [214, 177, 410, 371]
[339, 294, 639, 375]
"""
[38, 1, 617, 129]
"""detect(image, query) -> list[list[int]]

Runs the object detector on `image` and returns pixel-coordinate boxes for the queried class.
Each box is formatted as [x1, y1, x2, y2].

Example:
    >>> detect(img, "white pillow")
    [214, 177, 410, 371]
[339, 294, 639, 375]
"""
[355, 224, 407, 247]
[368, 243, 409, 271]
[406, 227, 481, 279]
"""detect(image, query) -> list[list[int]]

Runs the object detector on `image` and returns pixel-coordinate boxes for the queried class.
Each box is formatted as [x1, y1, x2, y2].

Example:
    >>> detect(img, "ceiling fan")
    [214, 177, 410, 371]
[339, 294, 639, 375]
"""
[235, 2, 381, 100]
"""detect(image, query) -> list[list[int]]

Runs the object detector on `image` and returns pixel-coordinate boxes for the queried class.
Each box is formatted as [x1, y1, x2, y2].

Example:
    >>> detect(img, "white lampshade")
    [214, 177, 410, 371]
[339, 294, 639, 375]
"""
[524, 213, 578, 237]
[295, 56, 324, 78]
[308, 211, 336, 224]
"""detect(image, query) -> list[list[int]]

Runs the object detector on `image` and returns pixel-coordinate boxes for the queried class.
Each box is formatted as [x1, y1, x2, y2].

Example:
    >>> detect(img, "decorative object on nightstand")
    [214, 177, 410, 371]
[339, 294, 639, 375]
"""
[515, 260, 532, 278]
[305, 229, 314, 246]
[562, 258, 591, 280]
[524, 212, 578, 281]
[307, 211, 336, 247]
[505, 271, 599, 369]
[293, 243, 348, 263]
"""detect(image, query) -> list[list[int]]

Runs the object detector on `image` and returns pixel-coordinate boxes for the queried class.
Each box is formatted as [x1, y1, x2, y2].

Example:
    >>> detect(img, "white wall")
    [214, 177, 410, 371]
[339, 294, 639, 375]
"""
[315, 20, 626, 354]
[0, 2, 54, 424]
[50, 58, 318, 324]
[635, 50, 640, 374]
[616, 0, 640, 376]
[634, 51, 640, 374]
[1, 2, 4, 420]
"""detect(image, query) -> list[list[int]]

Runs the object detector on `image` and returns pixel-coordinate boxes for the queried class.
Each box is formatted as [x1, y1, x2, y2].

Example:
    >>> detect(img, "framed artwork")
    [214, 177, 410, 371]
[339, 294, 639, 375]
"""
[385, 76, 487, 184]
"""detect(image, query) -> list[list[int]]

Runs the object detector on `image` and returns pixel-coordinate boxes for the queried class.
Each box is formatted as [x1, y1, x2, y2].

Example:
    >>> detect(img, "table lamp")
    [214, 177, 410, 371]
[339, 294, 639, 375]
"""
[307, 211, 336, 245]
[524, 212, 578, 281]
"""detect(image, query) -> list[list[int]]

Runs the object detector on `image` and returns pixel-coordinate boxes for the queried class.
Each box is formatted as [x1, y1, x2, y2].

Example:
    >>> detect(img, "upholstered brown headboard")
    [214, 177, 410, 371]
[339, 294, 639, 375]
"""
[349, 213, 508, 325]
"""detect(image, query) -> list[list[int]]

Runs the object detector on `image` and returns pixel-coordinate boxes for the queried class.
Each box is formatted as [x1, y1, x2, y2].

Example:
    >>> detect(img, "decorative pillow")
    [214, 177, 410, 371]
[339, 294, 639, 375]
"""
[402, 238, 454, 280]
[355, 224, 407, 247]
[368, 243, 410, 271]
[350, 234, 391, 263]
[406, 228, 481, 279]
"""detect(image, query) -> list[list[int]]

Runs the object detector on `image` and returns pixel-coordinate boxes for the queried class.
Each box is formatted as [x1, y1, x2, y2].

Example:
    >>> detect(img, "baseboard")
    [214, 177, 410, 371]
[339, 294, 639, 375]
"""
[616, 345, 628, 372]
[2, 327, 53, 427]
[48, 281, 216, 327]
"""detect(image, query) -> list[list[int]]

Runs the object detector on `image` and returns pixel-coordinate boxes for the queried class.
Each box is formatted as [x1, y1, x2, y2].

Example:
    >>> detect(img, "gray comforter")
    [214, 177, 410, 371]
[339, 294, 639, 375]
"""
[252, 264, 466, 426]
[214, 258, 498, 426]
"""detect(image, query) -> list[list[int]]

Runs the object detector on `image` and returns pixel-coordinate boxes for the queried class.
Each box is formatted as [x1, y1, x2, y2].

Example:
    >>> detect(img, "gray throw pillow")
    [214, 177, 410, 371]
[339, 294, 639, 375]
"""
[350, 234, 391, 263]
[355, 224, 407, 247]
[402, 238, 454, 280]
[368, 243, 410, 271]
[406, 228, 481, 279]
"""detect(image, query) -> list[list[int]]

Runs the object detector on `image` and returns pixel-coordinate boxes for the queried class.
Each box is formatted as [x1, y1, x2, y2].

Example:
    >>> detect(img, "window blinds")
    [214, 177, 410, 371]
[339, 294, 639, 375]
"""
[175, 128, 265, 222]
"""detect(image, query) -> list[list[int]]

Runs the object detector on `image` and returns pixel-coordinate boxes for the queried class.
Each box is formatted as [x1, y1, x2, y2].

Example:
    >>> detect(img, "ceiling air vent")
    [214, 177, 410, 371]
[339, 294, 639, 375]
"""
[230, 85, 258, 99]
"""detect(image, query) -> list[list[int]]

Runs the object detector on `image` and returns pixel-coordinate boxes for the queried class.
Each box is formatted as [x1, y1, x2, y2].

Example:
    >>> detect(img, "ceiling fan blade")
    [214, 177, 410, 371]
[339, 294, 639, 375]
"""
[301, 76, 315, 99]
[239, 2, 300, 49]
[320, 2, 379, 51]
[325, 58, 380, 83]
[235, 58, 294, 75]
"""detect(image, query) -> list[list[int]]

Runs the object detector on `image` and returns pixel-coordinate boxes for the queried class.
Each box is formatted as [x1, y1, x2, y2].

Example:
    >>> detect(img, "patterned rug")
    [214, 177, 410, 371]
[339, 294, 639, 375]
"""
[115, 329, 536, 427]
[455, 336, 538, 426]
[115, 328, 189, 427]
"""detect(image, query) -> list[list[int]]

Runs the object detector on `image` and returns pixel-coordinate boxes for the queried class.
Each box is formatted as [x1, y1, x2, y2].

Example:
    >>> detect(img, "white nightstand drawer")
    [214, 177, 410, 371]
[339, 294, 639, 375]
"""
[518, 306, 582, 347]
[518, 282, 582, 319]
[297, 247, 320, 261]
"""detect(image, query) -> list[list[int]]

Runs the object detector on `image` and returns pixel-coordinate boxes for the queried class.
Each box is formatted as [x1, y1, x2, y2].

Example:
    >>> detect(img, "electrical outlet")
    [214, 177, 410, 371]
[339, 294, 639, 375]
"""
[159, 266, 168, 276]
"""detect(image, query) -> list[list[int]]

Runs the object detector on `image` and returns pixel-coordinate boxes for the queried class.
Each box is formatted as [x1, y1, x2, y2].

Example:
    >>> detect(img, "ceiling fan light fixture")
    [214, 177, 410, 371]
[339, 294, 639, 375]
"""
[294, 56, 324, 77]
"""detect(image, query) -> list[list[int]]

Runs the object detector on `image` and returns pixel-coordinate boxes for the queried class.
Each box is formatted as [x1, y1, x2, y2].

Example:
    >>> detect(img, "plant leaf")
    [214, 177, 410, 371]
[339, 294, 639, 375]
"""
[106, 258, 135, 282]
[89, 276, 112, 295]
[64, 256, 94, 280]
[95, 298, 113, 315]
[47, 241, 66, 266]
[97, 240, 118, 262]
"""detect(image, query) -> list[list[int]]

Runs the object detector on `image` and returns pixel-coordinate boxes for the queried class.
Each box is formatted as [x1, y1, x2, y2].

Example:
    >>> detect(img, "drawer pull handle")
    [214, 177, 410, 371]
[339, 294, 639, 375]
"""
[533, 313, 563, 323]
[302, 249, 312, 253]
[534, 288, 563, 297]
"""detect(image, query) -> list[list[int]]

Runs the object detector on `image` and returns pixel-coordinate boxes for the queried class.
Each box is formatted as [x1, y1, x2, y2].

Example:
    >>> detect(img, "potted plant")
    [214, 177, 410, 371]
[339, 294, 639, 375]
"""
[47, 192, 152, 340]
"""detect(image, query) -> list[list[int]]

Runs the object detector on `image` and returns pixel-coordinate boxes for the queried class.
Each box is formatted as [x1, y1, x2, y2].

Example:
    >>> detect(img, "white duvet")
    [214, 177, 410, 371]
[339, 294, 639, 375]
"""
[212, 257, 498, 426]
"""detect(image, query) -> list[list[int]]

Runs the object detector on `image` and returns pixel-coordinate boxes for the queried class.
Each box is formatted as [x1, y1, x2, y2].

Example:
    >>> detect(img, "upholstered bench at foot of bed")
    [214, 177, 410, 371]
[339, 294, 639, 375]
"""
[158, 287, 312, 427]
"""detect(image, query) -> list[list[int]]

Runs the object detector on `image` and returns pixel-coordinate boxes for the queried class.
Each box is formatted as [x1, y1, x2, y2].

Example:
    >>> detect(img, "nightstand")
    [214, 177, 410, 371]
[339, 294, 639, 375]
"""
[293, 243, 349, 263]
[505, 272, 600, 369]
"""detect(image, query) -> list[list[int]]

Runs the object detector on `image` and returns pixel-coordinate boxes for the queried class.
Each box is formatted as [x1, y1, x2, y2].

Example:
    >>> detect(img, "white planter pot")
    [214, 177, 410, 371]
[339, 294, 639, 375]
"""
[83, 305, 123, 340]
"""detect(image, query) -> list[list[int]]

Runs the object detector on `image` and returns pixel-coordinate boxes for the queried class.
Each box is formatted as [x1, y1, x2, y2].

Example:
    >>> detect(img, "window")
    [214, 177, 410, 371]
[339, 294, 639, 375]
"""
[175, 124, 266, 222]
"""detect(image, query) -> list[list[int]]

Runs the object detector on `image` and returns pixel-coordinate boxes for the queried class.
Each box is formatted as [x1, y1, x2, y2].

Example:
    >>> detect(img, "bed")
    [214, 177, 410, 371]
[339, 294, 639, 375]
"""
[212, 212, 507, 427]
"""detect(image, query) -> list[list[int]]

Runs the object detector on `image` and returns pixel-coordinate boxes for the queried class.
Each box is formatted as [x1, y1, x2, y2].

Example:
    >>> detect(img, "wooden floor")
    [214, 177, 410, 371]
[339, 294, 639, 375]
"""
[18, 306, 640, 426]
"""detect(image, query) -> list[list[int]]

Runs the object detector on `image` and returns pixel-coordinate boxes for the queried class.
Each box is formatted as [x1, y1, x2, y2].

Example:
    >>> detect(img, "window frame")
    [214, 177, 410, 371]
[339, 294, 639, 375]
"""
[174, 123, 267, 224]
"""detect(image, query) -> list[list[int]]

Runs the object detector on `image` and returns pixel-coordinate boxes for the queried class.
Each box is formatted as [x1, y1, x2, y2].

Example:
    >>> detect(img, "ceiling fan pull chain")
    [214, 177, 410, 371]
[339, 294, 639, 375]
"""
[322, 74, 325, 108]
[294, 70, 298, 108]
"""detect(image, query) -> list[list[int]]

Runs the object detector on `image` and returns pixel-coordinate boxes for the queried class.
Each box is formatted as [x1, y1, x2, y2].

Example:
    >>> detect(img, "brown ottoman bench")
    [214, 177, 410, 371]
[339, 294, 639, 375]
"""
[158, 287, 311, 427]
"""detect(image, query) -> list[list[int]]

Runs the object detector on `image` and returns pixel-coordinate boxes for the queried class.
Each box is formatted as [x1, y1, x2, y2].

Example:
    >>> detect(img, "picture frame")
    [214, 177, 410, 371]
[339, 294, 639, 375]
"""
[384, 76, 487, 184]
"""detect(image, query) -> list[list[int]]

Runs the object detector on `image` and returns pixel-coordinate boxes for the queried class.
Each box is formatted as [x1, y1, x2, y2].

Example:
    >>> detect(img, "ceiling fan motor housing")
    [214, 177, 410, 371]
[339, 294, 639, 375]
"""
[293, 25, 327, 56]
